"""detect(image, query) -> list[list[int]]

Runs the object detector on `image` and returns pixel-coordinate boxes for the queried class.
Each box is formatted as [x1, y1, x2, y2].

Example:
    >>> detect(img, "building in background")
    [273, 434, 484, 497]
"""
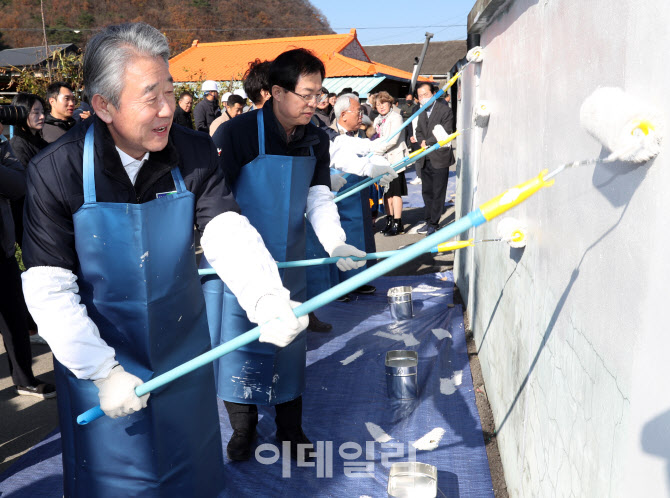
[169, 29, 431, 99]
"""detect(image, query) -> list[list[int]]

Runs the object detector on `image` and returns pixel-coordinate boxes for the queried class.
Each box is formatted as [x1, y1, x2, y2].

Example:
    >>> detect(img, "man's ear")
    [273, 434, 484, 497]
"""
[91, 94, 113, 124]
[271, 85, 283, 102]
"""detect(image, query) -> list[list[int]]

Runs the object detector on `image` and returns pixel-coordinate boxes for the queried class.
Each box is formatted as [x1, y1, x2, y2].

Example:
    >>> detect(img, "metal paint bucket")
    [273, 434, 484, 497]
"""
[385, 350, 418, 400]
[387, 286, 413, 321]
[387, 461, 438, 498]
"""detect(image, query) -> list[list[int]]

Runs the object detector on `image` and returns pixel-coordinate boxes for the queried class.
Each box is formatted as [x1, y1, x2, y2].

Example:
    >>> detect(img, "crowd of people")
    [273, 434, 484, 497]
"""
[0, 21, 456, 496]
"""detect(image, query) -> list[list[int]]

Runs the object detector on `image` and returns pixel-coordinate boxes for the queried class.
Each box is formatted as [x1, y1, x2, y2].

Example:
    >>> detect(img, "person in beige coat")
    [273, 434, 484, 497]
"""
[372, 91, 409, 236]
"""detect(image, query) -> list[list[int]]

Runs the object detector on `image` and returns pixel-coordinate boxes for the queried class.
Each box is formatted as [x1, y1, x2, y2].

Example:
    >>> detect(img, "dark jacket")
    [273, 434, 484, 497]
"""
[415, 99, 455, 169]
[212, 99, 331, 189]
[173, 106, 194, 129]
[193, 98, 221, 133]
[0, 140, 26, 258]
[42, 114, 76, 143]
[22, 116, 240, 272]
[10, 128, 49, 167]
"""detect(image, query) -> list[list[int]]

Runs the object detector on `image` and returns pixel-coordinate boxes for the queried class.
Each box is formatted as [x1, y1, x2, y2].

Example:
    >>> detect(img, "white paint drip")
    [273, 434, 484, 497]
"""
[365, 422, 393, 443]
[140, 251, 149, 262]
[243, 386, 252, 399]
[341, 349, 364, 365]
[177, 315, 182, 322]
[375, 331, 420, 347]
[432, 328, 452, 340]
[440, 370, 463, 395]
[412, 427, 446, 451]
[412, 283, 443, 293]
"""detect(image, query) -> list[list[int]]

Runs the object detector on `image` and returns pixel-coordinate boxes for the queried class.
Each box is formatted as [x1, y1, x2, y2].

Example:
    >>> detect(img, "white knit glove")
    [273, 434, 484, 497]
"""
[329, 244, 366, 271]
[330, 173, 347, 192]
[365, 155, 398, 188]
[93, 365, 149, 419]
[255, 295, 309, 348]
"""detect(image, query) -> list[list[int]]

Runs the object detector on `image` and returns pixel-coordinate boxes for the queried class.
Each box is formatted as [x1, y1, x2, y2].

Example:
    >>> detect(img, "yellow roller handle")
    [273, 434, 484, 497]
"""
[479, 169, 555, 221]
[436, 239, 474, 252]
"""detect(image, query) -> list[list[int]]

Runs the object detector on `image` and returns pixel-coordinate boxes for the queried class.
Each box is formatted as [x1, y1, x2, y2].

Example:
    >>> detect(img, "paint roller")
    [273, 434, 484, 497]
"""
[335, 125, 462, 203]
[473, 101, 491, 128]
[77, 166, 552, 425]
[77, 84, 659, 426]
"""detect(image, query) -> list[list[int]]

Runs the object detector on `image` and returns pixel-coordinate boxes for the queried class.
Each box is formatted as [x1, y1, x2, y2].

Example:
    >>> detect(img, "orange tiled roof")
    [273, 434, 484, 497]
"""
[169, 29, 431, 83]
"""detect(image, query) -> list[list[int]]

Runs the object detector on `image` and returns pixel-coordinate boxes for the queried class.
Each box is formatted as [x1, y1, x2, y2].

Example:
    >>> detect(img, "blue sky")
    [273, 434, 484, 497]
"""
[309, 0, 475, 46]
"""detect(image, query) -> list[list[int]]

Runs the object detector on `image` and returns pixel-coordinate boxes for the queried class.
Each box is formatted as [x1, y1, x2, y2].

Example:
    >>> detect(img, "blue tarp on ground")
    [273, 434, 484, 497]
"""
[0, 272, 493, 497]
[402, 166, 456, 210]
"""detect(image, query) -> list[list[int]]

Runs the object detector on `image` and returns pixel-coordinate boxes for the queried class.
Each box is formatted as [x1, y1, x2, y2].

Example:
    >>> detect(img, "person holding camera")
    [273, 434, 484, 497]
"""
[0, 121, 56, 399]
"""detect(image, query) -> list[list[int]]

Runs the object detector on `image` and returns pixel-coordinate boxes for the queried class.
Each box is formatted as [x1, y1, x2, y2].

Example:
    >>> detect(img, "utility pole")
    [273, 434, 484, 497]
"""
[40, 0, 52, 82]
[410, 32, 433, 95]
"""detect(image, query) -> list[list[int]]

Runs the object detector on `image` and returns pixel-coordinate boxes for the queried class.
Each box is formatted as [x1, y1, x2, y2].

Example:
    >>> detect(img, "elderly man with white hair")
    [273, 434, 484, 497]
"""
[305, 93, 398, 302]
[20, 22, 307, 497]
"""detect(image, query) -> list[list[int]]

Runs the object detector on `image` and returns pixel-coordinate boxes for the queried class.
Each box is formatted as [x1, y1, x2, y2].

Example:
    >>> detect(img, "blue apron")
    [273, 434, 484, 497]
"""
[201, 110, 315, 405]
[56, 124, 224, 497]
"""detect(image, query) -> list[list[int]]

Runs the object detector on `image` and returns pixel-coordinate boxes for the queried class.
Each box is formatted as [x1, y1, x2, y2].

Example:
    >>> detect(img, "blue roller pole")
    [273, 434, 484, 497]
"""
[77, 209, 486, 425]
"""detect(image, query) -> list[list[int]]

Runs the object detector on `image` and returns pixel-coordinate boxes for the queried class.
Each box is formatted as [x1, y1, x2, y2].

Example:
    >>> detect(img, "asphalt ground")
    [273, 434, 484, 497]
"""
[0, 161, 508, 496]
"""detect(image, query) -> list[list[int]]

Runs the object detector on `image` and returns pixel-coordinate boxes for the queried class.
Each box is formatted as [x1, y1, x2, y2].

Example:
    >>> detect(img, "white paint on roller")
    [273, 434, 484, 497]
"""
[412, 427, 446, 451]
[432, 328, 452, 340]
[365, 422, 393, 443]
[580, 87, 663, 164]
[466, 46, 484, 63]
[432, 124, 449, 142]
[375, 331, 420, 347]
[341, 349, 364, 365]
[440, 370, 463, 395]
[473, 101, 491, 128]
[497, 217, 528, 248]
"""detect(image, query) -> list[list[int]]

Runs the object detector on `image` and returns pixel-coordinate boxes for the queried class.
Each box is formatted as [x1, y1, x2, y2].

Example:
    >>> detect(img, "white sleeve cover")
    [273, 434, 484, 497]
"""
[21, 266, 118, 380]
[305, 185, 346, 255]
[329, 135, 372, 176]
[201, 211, 289, 323]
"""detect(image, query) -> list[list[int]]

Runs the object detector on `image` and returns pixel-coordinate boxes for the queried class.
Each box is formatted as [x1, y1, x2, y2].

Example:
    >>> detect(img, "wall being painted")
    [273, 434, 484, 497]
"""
[453, 1, 670, 496]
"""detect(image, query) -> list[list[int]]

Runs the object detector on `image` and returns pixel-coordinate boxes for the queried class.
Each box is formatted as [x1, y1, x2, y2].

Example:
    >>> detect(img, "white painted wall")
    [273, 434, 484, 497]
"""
[453, 1, 670, 496]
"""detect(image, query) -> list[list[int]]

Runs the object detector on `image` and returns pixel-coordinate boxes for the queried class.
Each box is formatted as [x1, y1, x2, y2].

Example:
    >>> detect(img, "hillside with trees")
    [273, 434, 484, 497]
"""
[0, 0, 333, 55]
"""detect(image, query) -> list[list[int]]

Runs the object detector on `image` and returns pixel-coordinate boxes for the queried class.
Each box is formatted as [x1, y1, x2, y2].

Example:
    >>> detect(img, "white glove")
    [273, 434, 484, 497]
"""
[93, 365, 149, 419]
[330, 173, 347, 192]
[256, 294, 309, 348]
[329, 244, 366, 271]
[365, 156, 398, 188]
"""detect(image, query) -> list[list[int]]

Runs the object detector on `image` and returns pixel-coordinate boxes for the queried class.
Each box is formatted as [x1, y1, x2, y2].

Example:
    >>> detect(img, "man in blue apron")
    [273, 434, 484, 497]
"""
[20, 23, 307, 497]
[305, 93, 398, 302]
[209, 48, 366, 463]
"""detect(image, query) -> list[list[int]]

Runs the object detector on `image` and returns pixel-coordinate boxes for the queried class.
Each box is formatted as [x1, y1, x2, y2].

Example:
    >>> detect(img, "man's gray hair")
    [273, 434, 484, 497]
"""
[333, 93, 359, 120]
[84, 23, 170, 108]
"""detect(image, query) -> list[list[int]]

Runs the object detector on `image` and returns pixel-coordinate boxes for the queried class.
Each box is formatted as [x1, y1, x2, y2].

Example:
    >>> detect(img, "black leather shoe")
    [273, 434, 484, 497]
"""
[227, 429, 256, 461]
[15, 383, 56, 399]
[380, 216, 393, 234]
[426, 225, 436, 235]
[416, 223, 429, 234]
[384, 219, 404, 237]
[308, 312, 332, 332]
[353, 284, 376, 294]
[276, 427, 316, 463]
[335, 294, 351, 303]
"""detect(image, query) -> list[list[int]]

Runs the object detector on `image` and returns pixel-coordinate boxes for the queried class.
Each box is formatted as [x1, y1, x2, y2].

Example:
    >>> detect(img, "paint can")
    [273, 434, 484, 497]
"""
[385, 350, 418, 400]
[387, 461, 438, 498]
[387, 286, 413, 321]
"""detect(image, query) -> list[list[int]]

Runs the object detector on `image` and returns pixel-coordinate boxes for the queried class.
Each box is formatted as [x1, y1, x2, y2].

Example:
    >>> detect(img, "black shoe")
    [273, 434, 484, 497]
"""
[380, 216, 393, 234]
[416, 223, 429, 234]
[227, 429, 257, 461]
[353, 284, 376, 294]
[335, 294, 351, 303]
[15, 383, 56, 399]
[426, 225, 436, 235]
[384, 219, 404, 237]
[276, 427, 315, 463]
[308, 312, 332, 332]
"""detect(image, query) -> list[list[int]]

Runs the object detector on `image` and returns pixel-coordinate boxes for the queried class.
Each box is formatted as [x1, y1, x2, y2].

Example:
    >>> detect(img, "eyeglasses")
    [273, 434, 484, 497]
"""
[284, 88, 328, 104]
[345, 109, 364, 117]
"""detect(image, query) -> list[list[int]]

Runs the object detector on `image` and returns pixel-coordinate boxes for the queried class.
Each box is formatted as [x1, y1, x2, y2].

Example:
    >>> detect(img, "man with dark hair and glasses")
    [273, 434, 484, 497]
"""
[209, 48, 366, 463]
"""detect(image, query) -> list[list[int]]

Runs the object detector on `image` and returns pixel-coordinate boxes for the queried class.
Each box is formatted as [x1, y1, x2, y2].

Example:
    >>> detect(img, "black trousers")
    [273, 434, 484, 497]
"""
[421, 158, 450, 228]
[224, 396, 303, 432]
[0, 254, 36, 387]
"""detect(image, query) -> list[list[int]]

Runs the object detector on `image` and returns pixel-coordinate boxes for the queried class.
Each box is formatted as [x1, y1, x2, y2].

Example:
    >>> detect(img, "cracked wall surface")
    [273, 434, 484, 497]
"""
[453, 0, 670, 496]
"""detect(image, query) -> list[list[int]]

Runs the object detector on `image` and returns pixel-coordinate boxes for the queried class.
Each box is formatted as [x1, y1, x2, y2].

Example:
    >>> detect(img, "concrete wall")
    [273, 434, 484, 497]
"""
[453, 1, 670, 496]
